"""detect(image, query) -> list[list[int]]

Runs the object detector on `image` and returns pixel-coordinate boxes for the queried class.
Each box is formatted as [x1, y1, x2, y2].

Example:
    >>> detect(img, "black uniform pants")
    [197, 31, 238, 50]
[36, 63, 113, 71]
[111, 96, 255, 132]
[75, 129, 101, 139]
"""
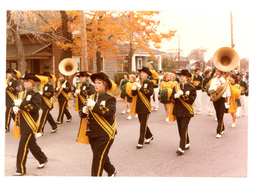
[16, 134, 47, 174]
[138, 114, 153, 145]
[213, 97, 225, 134]
[5, 105, 15, 131]
[176, 117, 190, 150]
[39, 108, 58, 133]
[89, 136, 115, 176]
[57, 100, 72, 123]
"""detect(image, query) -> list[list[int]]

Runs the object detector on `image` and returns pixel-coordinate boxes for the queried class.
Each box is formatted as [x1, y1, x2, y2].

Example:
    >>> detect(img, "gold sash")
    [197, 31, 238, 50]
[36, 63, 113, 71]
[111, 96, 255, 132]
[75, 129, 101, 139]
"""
[42, 96, 53, 109]
[6, 90, 16, 101]
[175, 84, 194, 115]
[138, 90, 151, 113]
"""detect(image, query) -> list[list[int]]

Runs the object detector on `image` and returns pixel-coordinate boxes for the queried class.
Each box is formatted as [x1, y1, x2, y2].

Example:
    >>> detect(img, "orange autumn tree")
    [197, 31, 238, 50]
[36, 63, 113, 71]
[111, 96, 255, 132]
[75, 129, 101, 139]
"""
[116, 11, 176, 73]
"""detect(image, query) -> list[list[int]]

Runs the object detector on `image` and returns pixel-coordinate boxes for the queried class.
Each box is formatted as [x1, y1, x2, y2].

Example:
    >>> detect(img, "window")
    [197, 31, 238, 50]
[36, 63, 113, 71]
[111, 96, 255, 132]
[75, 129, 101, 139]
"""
[137, 58, 143, 69]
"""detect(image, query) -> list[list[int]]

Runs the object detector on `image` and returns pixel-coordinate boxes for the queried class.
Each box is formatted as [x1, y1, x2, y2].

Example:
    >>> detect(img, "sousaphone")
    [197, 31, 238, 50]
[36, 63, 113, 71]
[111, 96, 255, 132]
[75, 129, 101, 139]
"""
[56, 58, 78, 97]
[209, 47, 239, 102]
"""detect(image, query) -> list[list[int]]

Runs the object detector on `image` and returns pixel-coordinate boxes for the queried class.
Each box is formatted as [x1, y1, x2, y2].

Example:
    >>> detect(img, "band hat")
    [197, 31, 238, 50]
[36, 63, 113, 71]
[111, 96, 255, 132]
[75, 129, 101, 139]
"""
[6, 68, 15, 73]
[90, 72, 112, 90]
[78, 71, 90, 77]
[41, 72, 56, 82]
[20, 73, 41, 82]
[138, 66, 152, 76]
[236, 72, 243, 77]
[177, 69, 192, 77]
[41, 72, 53, 78]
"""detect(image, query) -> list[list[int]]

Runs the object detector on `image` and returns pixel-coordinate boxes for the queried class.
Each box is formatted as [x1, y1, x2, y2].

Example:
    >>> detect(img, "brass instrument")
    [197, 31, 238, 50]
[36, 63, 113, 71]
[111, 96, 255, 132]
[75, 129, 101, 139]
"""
[55, 58, 78, 97]
[209, 47, 239, 102]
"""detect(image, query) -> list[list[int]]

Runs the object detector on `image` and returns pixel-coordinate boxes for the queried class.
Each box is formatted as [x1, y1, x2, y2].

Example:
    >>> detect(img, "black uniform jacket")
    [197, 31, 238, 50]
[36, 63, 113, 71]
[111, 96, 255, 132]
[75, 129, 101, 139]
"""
[6, 77, 18, 106]
[19, 88, 41, 135]
[202, 77, 211, 92]
[88, 91, 116, 138]
[41, 82, 54, 109]
[171, 82, 197, 118]
[56, 80, 71, 102]
[193, 75, 203, 90]
[131, 79, 154, 114]
[239, 80, 248, 95]
[78, 81, 95, 111]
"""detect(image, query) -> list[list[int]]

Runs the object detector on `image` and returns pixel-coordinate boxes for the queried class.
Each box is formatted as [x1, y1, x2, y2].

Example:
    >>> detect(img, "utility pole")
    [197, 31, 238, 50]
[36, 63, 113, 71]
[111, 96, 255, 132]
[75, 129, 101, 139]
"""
[231, 11, 240, 71]
[230, 11, 234, 48]
[80, 11, 88, 71]
[178, 34, 180, 69]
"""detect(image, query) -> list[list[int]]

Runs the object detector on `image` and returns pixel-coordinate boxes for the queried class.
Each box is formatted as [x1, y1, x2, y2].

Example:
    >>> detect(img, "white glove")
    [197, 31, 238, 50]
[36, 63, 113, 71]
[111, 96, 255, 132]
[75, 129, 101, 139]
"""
[177, 90, 183, 95]
[225, 103, 230, 109]
[174, 93, 179, 99]
[14, 99, 22, 106]
[185, 91, 190, 95]
[87, 99, 96, 107]
[13, 106, 20, 114]
[62, 83, 66, 88]
[82, 106, 87, 113]
[136, 83, 141, 88]
[39, 91, 43, 95]
[75, 90, 80, 94]
[132, 85, 137, 90]
[220, 77, 226, 84]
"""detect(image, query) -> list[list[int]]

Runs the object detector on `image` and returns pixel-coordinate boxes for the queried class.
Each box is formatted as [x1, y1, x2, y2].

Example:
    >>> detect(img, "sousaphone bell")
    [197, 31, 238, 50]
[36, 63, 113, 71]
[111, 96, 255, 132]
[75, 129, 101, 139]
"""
[209, 47, 239, 102]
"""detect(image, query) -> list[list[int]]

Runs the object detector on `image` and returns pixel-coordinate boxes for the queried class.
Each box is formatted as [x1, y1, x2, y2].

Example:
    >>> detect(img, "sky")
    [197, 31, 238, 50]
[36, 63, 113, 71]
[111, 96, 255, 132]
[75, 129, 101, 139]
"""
[153, 11, 250, 61]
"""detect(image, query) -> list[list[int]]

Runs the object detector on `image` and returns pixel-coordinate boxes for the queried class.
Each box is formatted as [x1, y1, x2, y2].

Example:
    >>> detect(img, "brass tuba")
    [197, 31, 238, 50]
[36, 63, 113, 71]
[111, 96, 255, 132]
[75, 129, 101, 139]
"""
[56, 58, 78, 97]
[209, 47, 239, 102]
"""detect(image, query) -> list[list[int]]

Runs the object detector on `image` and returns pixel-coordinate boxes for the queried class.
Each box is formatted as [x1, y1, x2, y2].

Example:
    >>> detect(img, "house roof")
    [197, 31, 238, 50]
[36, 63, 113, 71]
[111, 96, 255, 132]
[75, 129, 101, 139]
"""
[6, 43, 52, 59]
[118, 43, 166, 56]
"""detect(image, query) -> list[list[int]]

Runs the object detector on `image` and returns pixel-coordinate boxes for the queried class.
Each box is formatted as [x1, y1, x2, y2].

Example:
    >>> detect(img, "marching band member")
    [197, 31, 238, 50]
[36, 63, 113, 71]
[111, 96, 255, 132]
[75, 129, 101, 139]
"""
[6, 68, 20, 132]
[55, 73, 72, 124]
[170, 69, 196, 155]
[38, 72, 58, 135]
[131, 66, 154, 149]
[75, 71, 95, 142]
[159, 72, 175, 122]
[228, 74, 241, 128]
[236, 72, 248, 116]
[125, 74, 136, 120]
[202, 69, 214, 116]
[12, 73, 48, 176]
[149, 69, 160, 111]
[209, 68, 231, 138]
[192, 68, 203, 114]
[82, 72, 117, 176]
[120, 73, 130, 114]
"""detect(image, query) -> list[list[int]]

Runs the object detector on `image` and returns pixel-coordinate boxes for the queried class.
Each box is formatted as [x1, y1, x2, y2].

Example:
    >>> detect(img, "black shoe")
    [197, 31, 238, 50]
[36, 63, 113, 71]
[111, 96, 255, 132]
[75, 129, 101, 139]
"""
[51, 127, 58, 133]
[13, 172, 25, 176]
[109, 170, 117, 177]
[136, 144, 143, 149]
[67, 117, 72, 122]
[145, 136, 154, 144]
[38, 159, 48, 169]
[176, 148, 184, 156]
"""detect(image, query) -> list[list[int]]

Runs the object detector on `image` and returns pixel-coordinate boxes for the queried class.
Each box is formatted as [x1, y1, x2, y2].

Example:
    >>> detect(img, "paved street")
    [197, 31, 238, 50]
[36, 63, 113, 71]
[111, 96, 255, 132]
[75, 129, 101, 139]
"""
[5, 92, 248, 177]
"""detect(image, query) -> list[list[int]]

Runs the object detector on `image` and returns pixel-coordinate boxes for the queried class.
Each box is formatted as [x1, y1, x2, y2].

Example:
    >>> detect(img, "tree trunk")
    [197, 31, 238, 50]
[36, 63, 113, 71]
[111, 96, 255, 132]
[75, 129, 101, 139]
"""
[7, 10, 26, 76]
[96, 50, 101, 72]
[127, 42, 134, 73]
[59, 11, 73, 61]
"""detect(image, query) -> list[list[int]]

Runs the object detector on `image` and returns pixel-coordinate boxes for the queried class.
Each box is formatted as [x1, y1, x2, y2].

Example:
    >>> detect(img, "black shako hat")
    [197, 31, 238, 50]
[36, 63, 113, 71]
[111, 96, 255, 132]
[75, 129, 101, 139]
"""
[6, 68, 16, 74]
[90, 72, 112, 89]
[20, 73, 41, 82]
[78, 71, 90, 77]
[178, 69, 192, 77]
[41, 72, 53, 78]
[138, 66, 152, 76]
